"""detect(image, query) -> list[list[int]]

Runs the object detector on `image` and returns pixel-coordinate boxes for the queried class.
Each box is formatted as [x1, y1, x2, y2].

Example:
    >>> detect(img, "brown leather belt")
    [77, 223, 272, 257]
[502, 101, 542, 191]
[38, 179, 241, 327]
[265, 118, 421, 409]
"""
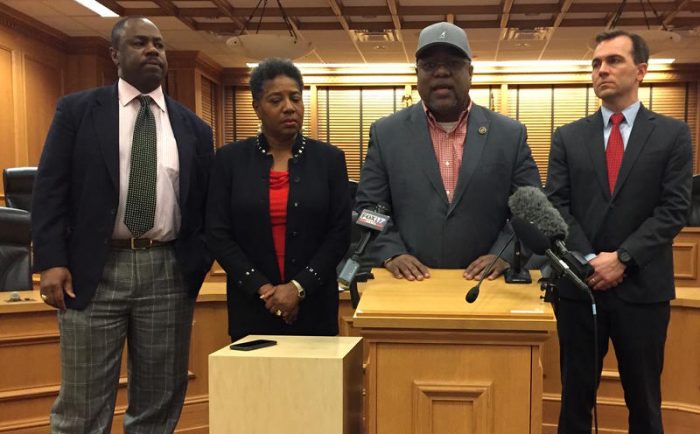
[110, 239, 174, 250]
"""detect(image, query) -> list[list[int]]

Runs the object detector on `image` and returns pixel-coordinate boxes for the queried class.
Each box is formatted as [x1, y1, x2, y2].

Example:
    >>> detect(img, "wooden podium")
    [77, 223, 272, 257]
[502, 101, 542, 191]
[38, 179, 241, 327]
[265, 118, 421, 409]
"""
[354, 269, 556, 434]
[208, 335, 363, 434]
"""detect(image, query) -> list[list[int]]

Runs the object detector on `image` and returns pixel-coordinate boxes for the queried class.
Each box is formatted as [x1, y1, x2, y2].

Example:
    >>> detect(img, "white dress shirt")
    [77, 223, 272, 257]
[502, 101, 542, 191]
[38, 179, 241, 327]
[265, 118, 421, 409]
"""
[112, 78, 180, 241]
[601, 100, 641, 150]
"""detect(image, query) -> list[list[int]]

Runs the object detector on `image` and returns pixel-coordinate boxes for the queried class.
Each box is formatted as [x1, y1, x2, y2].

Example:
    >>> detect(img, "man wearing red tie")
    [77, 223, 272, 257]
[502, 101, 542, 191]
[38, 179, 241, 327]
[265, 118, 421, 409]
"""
[546, 31, 692, 433]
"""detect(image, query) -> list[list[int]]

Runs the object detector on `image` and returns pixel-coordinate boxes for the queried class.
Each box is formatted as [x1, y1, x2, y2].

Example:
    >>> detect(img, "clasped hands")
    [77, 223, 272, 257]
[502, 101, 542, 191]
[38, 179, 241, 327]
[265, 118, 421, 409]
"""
[585, 251, 626, 291]
[384, 253, 510, 281]
[258, 283, 300, 324]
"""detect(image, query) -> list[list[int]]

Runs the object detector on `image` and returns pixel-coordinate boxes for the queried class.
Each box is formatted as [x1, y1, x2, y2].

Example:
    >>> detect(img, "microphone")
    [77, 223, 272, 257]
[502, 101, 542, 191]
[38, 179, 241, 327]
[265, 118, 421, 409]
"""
[338, 203, 391, 307]
[465, 233, 514, 303]
[508, 187, 593, 293]
[508, 186, 569, 242]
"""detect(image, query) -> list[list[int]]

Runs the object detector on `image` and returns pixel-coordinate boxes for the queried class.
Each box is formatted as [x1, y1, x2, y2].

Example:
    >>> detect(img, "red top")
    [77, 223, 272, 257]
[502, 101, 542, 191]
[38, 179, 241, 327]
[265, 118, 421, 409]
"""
[269, 170, 290, 281]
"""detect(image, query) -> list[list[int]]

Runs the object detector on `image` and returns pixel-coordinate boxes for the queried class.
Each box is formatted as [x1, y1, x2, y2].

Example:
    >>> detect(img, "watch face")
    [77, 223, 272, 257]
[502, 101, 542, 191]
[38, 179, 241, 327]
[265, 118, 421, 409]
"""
[618, 251, 631, 264]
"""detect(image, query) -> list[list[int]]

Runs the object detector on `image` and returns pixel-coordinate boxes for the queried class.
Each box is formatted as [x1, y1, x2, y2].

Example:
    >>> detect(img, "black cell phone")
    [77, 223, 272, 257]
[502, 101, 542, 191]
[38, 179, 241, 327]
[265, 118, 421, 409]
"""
[229, 339, 277, 351]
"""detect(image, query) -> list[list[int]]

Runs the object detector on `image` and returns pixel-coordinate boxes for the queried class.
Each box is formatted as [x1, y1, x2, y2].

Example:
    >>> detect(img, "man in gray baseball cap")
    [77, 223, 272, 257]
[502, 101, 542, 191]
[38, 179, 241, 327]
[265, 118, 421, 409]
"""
[416, 21, 472, 60]
[355, 21, 541, 283]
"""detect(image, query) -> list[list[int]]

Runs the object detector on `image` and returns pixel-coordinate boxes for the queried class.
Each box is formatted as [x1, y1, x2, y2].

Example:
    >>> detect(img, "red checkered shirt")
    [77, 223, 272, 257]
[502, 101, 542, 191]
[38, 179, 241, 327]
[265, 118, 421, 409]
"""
[423, 101, 472, 202]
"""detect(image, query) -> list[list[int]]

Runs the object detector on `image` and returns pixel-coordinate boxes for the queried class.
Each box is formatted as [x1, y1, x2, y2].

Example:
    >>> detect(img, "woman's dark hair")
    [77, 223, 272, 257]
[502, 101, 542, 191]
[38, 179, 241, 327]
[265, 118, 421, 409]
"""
[249, 58, 304, 101]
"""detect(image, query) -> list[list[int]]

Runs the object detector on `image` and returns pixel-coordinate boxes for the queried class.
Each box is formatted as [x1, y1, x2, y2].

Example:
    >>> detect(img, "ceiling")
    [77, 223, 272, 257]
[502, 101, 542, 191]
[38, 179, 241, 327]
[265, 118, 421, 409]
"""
[2, 0, 700, 67]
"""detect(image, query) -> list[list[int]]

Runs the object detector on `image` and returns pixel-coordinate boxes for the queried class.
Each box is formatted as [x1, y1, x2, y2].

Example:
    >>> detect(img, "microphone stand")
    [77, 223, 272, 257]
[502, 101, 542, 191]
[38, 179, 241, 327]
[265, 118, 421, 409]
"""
[544, 247, 599, 434]
[504, 238, 532, 283]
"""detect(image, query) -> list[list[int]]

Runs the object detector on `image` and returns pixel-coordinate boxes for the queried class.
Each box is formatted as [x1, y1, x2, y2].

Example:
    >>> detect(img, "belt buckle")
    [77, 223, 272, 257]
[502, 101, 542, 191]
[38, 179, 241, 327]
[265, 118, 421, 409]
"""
[130, 238, 151, 250]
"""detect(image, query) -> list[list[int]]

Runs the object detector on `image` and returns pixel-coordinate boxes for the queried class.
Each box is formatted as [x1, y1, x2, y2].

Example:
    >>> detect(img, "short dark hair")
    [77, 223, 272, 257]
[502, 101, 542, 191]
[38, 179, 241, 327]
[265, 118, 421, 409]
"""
[111, 16, 148, 48]
[249, 58, 304, 101]
[595, 30, 649, 64]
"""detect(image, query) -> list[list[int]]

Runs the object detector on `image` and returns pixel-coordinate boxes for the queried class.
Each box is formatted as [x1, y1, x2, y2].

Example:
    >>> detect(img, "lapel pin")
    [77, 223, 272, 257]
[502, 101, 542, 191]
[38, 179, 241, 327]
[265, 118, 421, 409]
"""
[478, 126, 487, 135]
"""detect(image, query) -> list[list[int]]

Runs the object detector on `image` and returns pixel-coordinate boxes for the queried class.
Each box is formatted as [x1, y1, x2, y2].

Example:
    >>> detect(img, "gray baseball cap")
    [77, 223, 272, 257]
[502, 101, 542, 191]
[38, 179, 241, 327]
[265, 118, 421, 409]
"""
[415, 22, 471, 60]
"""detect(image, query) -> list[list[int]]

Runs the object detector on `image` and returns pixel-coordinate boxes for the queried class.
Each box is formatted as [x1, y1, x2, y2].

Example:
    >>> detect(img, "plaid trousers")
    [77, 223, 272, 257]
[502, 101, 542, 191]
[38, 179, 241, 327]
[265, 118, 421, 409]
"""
[50, 246, 194, 433]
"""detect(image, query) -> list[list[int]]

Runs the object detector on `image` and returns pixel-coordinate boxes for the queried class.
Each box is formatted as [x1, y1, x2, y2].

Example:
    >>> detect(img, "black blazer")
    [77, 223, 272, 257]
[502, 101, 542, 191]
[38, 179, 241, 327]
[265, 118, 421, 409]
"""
[206, 135, 351, 340]
[32, 84, 214, 309]
[546, 105, 692, 303]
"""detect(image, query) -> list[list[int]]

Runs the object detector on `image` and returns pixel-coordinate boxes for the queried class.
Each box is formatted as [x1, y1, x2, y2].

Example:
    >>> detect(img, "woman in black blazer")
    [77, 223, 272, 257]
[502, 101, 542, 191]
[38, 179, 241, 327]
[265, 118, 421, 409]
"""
[206, 58, 351, 341]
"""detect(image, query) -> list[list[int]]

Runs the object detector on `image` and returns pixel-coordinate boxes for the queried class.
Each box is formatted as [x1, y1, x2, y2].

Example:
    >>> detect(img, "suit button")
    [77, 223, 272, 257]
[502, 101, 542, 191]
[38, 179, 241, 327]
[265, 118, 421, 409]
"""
[110, 208, 116, 215]
[290, 258, 297, 264]
[293, 201, 299, 207]
[292, 231, 298, 237]
[293, 176, 300, 183]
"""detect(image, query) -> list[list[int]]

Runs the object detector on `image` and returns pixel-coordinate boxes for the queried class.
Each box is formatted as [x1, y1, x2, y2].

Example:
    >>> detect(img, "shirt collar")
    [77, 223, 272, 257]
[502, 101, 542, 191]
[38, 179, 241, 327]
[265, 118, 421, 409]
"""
[118, 78, 166, 113]
[422, 100, 472, 128]
[601, 100, 641, 127]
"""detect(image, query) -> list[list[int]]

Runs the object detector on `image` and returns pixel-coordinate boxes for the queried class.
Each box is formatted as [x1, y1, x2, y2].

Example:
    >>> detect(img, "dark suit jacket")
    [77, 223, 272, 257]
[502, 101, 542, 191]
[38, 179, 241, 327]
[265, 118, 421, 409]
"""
[32, 84, 214, 309]
[355, 102, 541, 268]
[206, 135, 351, 340]
[546, 105, 692, 303]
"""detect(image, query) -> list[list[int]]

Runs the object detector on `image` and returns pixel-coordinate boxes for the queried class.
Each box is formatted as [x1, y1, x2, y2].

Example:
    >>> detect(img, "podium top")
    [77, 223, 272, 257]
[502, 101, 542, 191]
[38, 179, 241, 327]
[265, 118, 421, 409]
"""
[209, 335, 362, 359]
[353, 269, 556, 332]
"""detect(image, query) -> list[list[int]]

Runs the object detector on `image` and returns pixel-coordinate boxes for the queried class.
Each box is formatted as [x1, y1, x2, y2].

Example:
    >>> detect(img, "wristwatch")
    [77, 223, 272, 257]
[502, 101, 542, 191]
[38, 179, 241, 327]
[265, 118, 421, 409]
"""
[291, 279, 306, 300]
[617, 248, 633, 266]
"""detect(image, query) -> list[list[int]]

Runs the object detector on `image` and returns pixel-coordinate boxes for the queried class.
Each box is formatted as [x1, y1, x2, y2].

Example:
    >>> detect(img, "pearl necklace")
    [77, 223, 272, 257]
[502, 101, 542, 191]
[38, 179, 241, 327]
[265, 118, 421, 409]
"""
[256, 134, 306, 158]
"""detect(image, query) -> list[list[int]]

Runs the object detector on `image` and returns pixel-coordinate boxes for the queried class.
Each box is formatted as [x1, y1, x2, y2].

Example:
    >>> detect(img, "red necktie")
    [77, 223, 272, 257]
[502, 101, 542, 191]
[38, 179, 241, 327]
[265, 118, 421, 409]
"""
[606, 113, 625, 194]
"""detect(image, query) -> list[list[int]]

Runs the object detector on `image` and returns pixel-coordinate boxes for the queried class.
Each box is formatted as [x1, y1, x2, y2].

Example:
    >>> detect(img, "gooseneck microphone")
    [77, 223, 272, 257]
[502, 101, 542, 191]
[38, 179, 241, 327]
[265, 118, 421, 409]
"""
[338, 203, 391, 308]
[465, 233, 514, 303]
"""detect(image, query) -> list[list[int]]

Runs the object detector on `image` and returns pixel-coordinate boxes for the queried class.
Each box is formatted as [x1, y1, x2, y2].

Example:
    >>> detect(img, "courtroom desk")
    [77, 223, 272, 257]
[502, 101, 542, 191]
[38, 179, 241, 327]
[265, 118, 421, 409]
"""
[541, 287, 700, 434]
[673, 227, 700, 287]
[0, 284, 230, 434]
[354, 269, 556, 434]
[4, 277, 697, 433]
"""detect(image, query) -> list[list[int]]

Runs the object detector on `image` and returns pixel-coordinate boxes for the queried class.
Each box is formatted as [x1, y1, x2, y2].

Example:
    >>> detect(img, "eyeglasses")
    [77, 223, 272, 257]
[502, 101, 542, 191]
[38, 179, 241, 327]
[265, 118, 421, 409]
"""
[416, 59, 468, 73]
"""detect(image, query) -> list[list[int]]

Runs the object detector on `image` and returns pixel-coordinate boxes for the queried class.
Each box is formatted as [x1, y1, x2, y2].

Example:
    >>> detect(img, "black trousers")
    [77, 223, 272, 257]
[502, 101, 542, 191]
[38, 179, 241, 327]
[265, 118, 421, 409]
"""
[556, 291, 670, 434]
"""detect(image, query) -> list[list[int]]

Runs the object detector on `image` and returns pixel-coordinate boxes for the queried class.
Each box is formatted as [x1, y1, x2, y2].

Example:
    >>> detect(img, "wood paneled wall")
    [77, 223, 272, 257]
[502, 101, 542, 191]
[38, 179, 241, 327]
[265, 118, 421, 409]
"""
[0, 5, 117, 204]
[167, 51, 223, 148]
[0, 4, 67, 193]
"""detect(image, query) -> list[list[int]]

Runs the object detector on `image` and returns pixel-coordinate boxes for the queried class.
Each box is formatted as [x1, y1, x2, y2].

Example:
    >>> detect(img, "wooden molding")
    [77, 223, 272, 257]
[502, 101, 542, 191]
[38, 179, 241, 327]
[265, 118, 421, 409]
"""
[168, 50, 223, 82]
[412, 381, 494, 434]
[67, 36, 111, 58]
[0, 333, 59, 346]
[0, 3, 67, 51]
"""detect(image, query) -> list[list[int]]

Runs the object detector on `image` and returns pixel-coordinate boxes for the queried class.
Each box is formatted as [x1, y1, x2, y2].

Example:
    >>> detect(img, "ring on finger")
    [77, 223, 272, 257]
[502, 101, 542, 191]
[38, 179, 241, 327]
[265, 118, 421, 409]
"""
[41, 293, 48, 301]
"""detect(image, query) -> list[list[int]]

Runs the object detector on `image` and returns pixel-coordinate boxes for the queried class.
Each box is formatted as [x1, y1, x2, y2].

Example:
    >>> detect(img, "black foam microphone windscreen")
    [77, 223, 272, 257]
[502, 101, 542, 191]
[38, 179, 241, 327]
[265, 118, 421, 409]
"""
[508, 186, 569, 240]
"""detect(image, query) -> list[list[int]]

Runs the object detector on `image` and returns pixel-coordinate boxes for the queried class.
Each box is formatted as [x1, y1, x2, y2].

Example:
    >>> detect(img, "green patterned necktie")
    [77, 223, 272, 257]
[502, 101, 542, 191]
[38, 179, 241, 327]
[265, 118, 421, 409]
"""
[124, 95, 157, 238]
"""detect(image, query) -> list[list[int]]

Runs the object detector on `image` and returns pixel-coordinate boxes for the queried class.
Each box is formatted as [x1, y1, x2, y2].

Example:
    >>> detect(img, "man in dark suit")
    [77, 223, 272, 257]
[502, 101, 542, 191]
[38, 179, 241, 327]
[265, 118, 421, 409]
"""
[32, 16, 213, 433]
[546, 30, 692, 433]
[355, 22, 541, 281]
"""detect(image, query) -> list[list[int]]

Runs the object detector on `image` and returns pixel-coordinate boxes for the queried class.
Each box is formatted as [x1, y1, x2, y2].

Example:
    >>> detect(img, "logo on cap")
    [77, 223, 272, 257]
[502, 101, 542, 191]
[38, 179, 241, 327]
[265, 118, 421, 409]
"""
[439, 31, 446, 40]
